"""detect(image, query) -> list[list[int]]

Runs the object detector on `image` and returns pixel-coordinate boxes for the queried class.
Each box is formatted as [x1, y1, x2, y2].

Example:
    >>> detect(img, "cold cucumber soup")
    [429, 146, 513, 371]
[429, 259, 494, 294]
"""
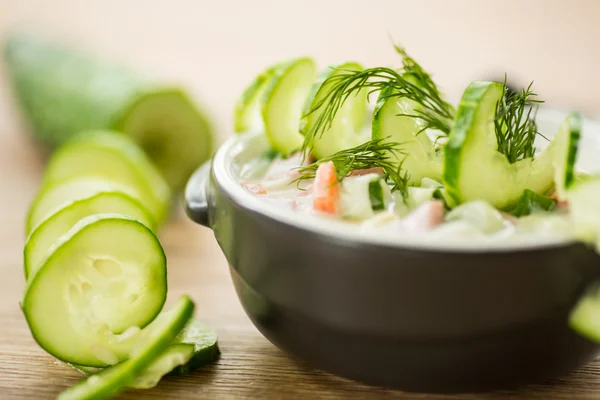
[231, 46, 600, 249]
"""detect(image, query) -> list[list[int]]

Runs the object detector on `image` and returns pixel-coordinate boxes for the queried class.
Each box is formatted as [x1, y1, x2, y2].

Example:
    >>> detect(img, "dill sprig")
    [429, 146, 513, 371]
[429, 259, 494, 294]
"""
[294, 138, 410, 198]
[494, 78, 545, 163]
[301, 44, 455, 154]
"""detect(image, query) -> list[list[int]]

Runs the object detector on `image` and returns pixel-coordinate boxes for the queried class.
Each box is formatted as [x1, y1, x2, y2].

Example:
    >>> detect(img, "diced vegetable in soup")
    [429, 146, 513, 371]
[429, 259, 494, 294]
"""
[234, 42, 598, 246]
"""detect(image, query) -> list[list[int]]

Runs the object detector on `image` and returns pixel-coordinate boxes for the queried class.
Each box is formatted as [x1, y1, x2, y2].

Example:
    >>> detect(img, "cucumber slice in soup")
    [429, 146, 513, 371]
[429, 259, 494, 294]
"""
[234, 63, 283, 133]
[262, 58, 317, 155]
[57, 295, 194, 400]
[300, 63, 368, 159]
[443, 81, 580, 209]
[42, 131, 170, 224]
[26, 178, 140, 235]
[22, 214, 167, 367]
[567, 175, 600, 250]
[118, 88, 214, 192]
[24, 192, 155, 280]
[372, 85, 443, 184]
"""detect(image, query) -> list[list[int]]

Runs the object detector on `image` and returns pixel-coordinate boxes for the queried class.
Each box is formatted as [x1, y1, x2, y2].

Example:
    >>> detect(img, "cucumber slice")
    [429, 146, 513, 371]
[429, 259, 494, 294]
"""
[300, 63, 368, 159]
[42, 131, 170, 225]
[22, 214, 167, 366]
[3, 33, 214, 192]
[24, 192, 155, 280]
[234, 63, 283, 133]
[569, 284, 600, 343]
[118, 88, 214, 192]
[73, 318, 219, 388]
[372, 86, 443, 185]
[57, 295, 194, 400]
[262, 58, 317, 155]
[567, 175, 600, 249]
[443, 81, 580, 209]
[25, 177, 140, 235]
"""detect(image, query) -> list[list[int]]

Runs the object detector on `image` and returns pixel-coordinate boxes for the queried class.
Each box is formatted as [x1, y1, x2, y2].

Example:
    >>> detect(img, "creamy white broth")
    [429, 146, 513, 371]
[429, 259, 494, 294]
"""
[238, 150, 577, 244]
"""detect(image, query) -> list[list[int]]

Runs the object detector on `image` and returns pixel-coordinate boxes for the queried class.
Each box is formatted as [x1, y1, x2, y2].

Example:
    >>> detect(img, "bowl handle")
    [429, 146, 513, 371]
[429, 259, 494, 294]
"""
[184, 161, 212, 227]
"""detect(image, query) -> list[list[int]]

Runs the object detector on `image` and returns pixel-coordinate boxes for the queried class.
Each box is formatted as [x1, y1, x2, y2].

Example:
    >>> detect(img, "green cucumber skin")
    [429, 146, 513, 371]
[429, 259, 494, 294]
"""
[57, 296, 194, 400]
[443, 81, 500, 205]
[3, 33, 146, 147]
[563, 112, 582, 189]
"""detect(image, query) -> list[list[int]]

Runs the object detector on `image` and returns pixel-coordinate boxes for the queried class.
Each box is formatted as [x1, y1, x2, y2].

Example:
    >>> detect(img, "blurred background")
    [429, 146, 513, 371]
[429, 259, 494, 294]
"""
[1, 0, 598, 148]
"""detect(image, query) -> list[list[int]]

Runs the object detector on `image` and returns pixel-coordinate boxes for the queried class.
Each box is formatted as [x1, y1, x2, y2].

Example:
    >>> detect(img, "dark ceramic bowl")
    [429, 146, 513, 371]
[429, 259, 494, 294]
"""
[185, 111, 600, 393]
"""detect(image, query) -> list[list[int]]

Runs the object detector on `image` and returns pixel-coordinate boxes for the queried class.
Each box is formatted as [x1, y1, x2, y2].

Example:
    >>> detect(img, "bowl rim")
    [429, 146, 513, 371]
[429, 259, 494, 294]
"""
[211, 108, 600, 253]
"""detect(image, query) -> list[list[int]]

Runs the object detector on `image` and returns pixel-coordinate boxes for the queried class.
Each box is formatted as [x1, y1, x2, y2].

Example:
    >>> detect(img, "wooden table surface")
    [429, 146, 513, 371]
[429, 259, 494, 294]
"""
[1, 1, 600, 398]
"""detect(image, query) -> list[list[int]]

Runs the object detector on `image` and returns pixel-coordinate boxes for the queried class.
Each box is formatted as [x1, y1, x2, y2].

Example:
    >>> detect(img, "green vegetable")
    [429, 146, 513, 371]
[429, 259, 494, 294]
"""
[507, 189, 556, 217]
[234, 63, 282, 133]
[301, 62, 368, 159]
[567, 174, 600, 250]
[443, 81, 580, 209]
[42, 131, 170, 225]
[3, 32, 214, 191]
[368, 179, 386, 211]
[569, 284, 600, 343]
[26, 177, 140, 235]
[57, 295, 194, 400]
[372, 85, 443, 184]
[74, 318, 220, 389]
[22, 215, 167, 367]
[301, 44, 455, 158]
[295, 138, 409, 196]
[24, 192, 155, 279]
[262, 58, 317, 155]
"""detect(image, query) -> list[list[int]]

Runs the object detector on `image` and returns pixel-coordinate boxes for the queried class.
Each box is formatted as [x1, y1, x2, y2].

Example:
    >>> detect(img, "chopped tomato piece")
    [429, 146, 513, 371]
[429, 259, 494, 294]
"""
[242, 182, 267, 195]
[313, 161, 339, 214]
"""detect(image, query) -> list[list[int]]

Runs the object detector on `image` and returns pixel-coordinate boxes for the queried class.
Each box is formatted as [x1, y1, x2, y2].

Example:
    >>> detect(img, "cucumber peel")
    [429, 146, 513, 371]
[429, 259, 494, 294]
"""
[3, 32, 214, 192]
[73, 318, 220, 389]
[262, 58, 317, 155]
[372, 85, 443, 185]
[22, 214, 167, 367]
[57, 295, 194, 400]
[301, 62, 368, 159]
[443, 81, 580, 210]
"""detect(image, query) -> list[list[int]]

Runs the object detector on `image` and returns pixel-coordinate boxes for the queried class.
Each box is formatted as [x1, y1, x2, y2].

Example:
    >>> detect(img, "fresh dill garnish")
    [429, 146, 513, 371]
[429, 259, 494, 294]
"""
[494, 78, 545, 163]
[294, 137, 410, 198]
[301, 44, 455, 154]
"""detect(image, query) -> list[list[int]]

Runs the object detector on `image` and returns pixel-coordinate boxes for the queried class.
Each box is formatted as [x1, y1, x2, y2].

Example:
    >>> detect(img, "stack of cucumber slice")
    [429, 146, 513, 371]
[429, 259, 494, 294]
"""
[22, 131, 219, 399]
